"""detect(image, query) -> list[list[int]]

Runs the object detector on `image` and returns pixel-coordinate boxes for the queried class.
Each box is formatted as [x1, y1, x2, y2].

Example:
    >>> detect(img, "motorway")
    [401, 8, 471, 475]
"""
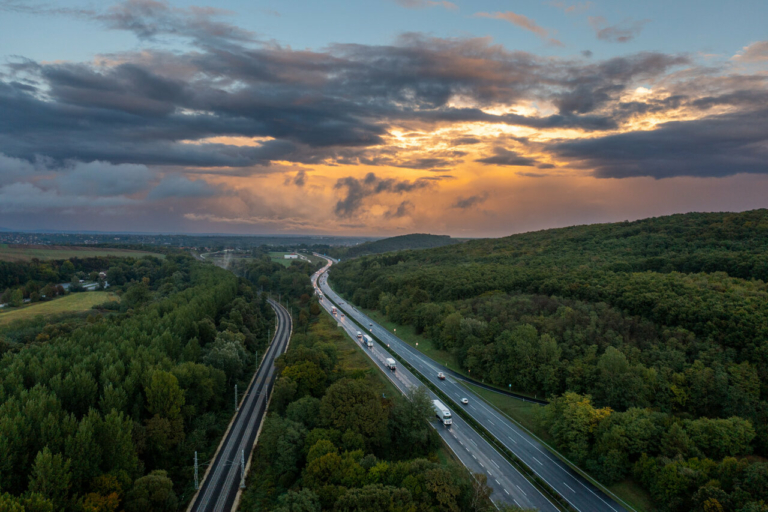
[314, 256, 629, 512]
[190, 299, 292, 512]
[311, 260, 557, 511]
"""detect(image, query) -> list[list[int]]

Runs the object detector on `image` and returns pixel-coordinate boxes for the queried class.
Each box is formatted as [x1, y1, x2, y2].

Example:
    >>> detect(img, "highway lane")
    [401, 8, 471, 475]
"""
[310, 264, 557, 512]
[190, 299, 292, 512]
[314, 256, 629, 512]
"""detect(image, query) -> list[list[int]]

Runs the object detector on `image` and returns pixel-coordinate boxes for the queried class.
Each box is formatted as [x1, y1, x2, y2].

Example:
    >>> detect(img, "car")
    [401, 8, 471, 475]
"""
[369, 322, 373, 326]
[341, 314, 345, 318]
[461, 398, 469, 405]
[437, 372, 445, 380]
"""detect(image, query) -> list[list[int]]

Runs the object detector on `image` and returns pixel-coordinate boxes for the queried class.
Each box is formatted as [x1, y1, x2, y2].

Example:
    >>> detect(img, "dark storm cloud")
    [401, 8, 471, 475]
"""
[589, 16, 649, 43]
[334, 173, 431, 218]
[554, 108, 768, 178]
[476, 147, 538, 166]
[0, 5, 760, 182]
[452, 193, 489, 209]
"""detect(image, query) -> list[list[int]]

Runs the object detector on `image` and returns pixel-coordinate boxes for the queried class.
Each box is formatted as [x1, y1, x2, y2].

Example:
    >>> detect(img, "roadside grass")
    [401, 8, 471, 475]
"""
[0, 245, 162, 262]
[609, 480, 656, 512]
[460, 381, 553, 443]
[268, 252, 294, 267]
[0, 292, 119, 325]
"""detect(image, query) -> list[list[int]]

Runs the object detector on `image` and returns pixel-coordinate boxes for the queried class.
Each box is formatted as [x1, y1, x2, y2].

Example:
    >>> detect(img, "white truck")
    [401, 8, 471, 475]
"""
[432, 400, 452, 426]
[357, 331, 362, 340]
[363, 335, 373, 348]
[385, 358, 397, 371]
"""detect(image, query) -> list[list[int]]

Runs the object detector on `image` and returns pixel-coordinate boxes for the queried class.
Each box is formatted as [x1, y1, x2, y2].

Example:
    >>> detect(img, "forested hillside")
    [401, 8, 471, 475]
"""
[330, 234, 463, 260]
[331, 209, 768, 512]
[0, 255, 285, 511]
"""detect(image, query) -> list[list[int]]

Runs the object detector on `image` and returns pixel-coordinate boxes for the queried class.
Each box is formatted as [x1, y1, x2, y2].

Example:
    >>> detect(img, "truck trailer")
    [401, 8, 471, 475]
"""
[385, 358, 397, 371]
[363, 335, 373, 348]
[432, 400, 452, 426]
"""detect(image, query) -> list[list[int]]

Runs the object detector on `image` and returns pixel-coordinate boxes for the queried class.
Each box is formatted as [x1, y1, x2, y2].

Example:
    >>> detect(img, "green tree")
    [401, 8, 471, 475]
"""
[28, 447, 72, 510]
[124, 470, 177, 512]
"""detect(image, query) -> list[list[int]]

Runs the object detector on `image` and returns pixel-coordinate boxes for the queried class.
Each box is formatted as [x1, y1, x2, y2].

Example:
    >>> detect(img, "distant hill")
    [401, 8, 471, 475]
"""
[334, 233, 463, 259]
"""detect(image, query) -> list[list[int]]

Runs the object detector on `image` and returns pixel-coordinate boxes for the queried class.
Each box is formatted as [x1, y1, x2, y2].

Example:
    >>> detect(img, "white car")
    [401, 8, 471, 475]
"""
[461, 398, 469, 405]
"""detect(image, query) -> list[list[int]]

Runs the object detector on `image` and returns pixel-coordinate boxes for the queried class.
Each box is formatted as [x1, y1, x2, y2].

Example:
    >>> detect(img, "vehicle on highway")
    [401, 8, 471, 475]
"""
[432, 400, 452, 426]
[369, 322, 373, 326]
[386, 358, 397, 371]
[438, 372, 445, 380]
[357, 331, 362, 340]
[341, 314, 345, 318]
[363, 335, 373, 348]
[461, 398, 469, 405]
[332, 307, 337, 314]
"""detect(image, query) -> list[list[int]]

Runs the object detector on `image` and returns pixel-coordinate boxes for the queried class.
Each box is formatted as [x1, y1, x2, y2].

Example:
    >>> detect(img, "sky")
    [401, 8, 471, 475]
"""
[0, 0, 767, 237]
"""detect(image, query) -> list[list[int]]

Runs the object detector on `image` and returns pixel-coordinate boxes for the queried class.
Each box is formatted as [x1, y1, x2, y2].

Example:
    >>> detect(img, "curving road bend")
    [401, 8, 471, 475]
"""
[190, 299, 292, 512]
[314, 255, 629, 512]
[311, 260, 558, 511]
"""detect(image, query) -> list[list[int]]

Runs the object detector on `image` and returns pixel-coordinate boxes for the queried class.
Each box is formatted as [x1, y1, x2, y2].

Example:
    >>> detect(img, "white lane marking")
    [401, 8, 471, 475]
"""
[533, 457, 543, 466]
[472, 454, 477, 460]
[514, 499, 521, 507]
[516, 485, 527, 496]
[504, 489, 509, 495]
[507, 436, 517, 444]
[480, 463, 484, 468]
[491, 459, 500, 468]
[495, 479, 501, 485]
[563, 482, 575, 493]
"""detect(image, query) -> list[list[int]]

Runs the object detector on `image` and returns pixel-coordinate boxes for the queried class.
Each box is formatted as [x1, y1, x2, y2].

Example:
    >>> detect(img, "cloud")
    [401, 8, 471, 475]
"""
[474, 11, 564, 46]
[476, 147, 538, 166]
[452, 193, 488, 209]
[732, 41, 768, 62]
[0, 182, 136, 213]
[589, 16, 650, 43]
[548, 1, 593, 14]
[333, 172, 431, 218]
[0, 0, 254, 46]
[391, 0, 458, 10]
[553, 108, 768, 178]
[55, 161, 153, 197]
[292, 169, 307, 187]
[385, 200, 415, 218]
[147, 175, 219, 200]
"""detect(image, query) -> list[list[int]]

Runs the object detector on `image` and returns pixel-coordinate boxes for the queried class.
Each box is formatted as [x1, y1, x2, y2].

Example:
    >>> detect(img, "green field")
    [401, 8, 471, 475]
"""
[0, 292, 120, 325]
[0, 245, 162, 262]
[269, 251, 301, 267]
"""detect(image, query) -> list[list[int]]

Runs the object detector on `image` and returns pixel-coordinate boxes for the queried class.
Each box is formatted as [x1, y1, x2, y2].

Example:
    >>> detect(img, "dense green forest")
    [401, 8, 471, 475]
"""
[0, 254, 292, 511]
[239, 312, 505, 512]
[327, 234, 463, 260]
[331, 209, 768, 512]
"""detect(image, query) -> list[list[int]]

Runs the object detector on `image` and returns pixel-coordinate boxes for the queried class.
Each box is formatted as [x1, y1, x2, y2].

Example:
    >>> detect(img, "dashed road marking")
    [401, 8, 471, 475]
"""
[516, 485, 527, 496]
[533, 456, 543, 465]
[563, 482, 575, 493]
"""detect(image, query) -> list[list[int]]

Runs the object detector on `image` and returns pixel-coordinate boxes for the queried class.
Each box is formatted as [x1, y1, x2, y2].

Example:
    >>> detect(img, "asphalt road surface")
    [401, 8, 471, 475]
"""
[315, 256, 629, 512]
[311, 261, 558, 511]
[190, 299, 292, 512]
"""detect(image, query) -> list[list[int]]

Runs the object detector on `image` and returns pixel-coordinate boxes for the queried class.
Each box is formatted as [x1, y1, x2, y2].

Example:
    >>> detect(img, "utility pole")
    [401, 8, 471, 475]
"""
[194, 451, 199, 490]
[235, 384, 239, 412]
[239, 449, 246, 489]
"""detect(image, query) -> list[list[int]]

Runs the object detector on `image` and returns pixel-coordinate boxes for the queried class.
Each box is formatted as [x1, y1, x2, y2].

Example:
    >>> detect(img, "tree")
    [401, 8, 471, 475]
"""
[28, 447, 72, 510]
[145, 371, 185, 420]
[9, 288, 23, 307]
[286, 396, 322, 429]
[319, 379, 389, 450]
[389, 386, 438, 457]
[274, 489, 321, 512]
[124, 470, 177, 512]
